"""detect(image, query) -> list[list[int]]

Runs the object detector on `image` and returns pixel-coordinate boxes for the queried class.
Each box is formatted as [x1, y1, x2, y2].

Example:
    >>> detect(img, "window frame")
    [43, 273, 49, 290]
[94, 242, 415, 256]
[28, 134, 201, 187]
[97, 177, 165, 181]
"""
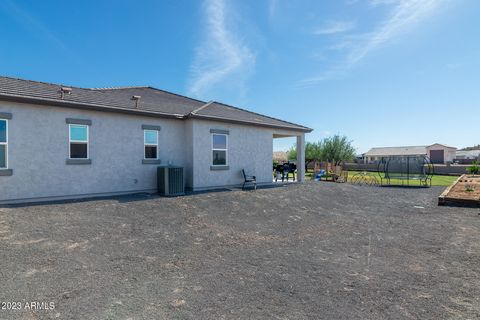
[68, 124, 89, 159]
[0, 119, 8, 169]
[211, 133, 228, 166]
[143, 129, 159, 160]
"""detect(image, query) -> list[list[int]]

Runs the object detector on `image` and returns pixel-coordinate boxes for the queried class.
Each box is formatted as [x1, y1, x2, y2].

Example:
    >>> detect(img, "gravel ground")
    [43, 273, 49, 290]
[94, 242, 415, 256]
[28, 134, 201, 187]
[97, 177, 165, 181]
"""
[0, 183, 479, 320]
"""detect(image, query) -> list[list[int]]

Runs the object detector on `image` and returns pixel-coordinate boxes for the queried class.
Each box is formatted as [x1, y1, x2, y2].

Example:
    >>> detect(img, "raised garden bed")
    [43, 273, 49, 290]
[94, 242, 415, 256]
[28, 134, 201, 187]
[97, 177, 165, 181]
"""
[438, 174, 480, 206]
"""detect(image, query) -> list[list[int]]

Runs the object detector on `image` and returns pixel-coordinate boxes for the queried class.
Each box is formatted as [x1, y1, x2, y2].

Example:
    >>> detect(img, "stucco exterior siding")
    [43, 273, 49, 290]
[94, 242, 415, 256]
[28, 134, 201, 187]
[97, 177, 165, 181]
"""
[190, 119, 273, 191]
[184, 119, 194, 189]
[0, 76, 313, 203]
[0, 101, 308, 203]
[0, 101, 187, 202]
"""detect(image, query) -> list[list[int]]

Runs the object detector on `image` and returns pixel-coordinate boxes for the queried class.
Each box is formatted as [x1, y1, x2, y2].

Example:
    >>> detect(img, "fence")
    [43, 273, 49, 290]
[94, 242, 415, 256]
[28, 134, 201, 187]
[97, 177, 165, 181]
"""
[343, 163, 470, 176]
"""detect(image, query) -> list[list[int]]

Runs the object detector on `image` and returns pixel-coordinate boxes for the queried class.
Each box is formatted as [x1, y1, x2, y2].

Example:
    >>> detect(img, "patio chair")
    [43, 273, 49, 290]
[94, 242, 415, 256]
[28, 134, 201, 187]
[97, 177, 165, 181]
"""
[283, 163, 291, 181]
[242, 169, 257, 190]
[289, 163, 297, 181]
[274, 164, 284, 182]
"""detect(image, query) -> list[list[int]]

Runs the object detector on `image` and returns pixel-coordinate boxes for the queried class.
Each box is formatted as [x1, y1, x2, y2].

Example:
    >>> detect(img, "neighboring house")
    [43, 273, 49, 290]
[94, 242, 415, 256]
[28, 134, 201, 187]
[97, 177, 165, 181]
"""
[273, 151, 288, 163]
[0, 76, 312, 204]
[364, 143, 457, 164]
[355, 154, 366, 164]
[455, 150, 480, 164]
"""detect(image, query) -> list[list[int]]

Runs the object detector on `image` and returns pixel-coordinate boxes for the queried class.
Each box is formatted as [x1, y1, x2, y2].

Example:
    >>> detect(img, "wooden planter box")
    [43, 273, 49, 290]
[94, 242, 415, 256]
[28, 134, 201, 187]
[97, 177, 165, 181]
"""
[438, 174, 480, 206]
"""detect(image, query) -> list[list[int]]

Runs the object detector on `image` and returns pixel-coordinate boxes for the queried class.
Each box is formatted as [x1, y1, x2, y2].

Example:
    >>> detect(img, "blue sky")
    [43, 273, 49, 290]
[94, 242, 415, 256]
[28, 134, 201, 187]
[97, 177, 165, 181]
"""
[0, 0, 478, 153]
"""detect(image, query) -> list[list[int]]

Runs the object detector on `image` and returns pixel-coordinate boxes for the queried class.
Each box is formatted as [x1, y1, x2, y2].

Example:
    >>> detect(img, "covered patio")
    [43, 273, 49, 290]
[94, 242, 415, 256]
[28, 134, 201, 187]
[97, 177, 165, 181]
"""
[272, 129, 306, 183]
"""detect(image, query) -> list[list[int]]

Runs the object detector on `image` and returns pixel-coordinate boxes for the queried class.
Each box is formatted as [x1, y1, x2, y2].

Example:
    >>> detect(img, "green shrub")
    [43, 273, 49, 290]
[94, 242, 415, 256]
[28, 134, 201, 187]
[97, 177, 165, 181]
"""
[465, 185, 475, 192]
[467, 162, 479, 175]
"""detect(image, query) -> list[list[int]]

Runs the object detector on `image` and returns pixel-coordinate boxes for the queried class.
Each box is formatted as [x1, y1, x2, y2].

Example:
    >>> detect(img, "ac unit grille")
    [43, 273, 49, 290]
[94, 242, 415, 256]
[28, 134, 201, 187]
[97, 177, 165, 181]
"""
[168, 168, 183, 195]
[157, 166, 184, 196]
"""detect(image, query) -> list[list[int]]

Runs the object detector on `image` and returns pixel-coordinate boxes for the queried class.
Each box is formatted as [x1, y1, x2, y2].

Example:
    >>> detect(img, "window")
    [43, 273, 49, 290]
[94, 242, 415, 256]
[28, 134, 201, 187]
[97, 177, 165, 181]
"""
[0, 119, 7, 168]
[212, 133, 227, 166]
[69, 124, 88, 159]
[144, 130, 158, 159]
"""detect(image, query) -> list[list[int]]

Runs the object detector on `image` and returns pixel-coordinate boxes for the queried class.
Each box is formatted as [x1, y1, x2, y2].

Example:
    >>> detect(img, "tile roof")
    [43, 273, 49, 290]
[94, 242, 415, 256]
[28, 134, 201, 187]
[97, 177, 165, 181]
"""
[0, 76, 312, 132]
[189, 101, 312, 131]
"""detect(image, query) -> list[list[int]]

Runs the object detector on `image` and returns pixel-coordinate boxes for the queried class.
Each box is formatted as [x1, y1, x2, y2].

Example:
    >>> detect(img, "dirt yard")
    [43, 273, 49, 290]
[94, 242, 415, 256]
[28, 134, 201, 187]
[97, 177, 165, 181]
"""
[0, 183, 479, 319]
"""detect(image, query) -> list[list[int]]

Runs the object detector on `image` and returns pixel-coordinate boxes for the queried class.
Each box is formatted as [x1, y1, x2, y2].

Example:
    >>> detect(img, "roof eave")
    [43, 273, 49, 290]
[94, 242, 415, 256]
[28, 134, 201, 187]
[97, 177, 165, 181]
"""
[0, 93, 186, 120]
[188, 113, 313, 133]
[0, 92, 313, 132]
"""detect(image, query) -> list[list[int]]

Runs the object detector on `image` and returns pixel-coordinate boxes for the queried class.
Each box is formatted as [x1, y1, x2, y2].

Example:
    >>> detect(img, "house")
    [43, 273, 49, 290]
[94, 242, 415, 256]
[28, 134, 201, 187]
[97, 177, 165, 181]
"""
[0, 76, 312, 204]
[364, 143, 457, 164]
[273, 151, 289, 163]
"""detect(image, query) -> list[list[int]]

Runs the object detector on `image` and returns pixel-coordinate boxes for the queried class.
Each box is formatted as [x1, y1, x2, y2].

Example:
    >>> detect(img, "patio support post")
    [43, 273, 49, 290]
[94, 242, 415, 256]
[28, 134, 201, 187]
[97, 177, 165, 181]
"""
[297, 133, 305, 182]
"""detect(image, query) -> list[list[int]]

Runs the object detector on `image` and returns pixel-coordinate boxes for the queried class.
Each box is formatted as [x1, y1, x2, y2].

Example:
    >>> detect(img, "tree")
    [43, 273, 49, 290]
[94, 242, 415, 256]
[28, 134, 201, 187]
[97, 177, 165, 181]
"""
[321, 134, 356, 165]
[287, 135, 355, 169]
[288, 142, 322, 170]
[287, 145, 297, 160]
[460, 144, 480, 151]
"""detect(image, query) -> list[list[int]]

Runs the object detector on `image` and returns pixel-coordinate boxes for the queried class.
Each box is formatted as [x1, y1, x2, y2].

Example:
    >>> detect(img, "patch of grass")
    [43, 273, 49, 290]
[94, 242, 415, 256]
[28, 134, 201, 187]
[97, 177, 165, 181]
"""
[346, 170, 458, 186]
[294, 170, 457, 186]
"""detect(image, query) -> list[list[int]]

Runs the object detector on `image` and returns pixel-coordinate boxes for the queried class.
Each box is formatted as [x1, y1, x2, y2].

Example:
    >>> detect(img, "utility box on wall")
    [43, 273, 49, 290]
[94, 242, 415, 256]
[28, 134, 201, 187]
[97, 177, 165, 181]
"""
[157, 166, 185, 196]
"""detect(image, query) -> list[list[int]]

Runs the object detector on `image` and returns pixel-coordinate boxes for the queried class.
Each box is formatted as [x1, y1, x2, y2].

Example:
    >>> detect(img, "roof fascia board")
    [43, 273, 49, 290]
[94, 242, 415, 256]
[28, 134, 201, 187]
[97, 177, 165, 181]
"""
[0, 93, 185, 120]
[189, 113, 313, 133]
[0, 93, 313, 132]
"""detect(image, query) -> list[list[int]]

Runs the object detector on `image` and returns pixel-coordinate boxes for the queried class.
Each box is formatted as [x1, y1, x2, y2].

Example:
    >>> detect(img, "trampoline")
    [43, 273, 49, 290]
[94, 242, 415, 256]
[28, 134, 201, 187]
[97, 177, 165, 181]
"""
[377, 155, 434, 187]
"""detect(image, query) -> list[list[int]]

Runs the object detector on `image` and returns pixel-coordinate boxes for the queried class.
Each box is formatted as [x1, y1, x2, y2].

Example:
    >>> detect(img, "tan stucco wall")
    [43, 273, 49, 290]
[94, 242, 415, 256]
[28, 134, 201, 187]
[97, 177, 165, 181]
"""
[0, 101, 188, 202]
[190, 119, 274, 190]
[0, 101, 306, 202]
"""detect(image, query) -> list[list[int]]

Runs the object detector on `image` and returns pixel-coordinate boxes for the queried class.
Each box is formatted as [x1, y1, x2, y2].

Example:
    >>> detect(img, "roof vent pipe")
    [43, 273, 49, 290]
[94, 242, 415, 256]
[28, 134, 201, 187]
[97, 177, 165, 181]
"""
[60, 87, 72, 99]
[131, 95, 141, 108]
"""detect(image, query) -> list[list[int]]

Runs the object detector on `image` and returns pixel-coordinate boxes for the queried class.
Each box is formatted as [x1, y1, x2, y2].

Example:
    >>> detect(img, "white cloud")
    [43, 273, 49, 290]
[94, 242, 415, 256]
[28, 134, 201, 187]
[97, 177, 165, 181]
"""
[301, 0, 443, 86]
[313, 20, 356, 35]
[188, 0, 255, 98]
[347, 0, 441, 65]
[0, 0, 66, 50]
[298, 67, 347, 87]
[369, 0, 401, 6]
[268, 0, 279, 20]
